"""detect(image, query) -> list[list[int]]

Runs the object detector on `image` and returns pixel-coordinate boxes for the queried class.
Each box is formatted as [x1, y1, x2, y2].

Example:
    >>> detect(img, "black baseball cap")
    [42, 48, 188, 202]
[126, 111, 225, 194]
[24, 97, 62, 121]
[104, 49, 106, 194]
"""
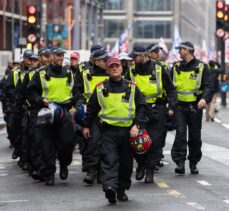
[175, 41, 194, 51]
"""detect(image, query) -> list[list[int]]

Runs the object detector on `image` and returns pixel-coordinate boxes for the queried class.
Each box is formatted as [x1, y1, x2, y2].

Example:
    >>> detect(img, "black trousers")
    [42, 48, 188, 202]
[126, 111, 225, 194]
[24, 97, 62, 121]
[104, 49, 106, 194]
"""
[135, 105, 166, 170]
[38, 113, 75, 177]
[171, 104, 203, 165]
[99, 127, 133, 192]
[82, 119, 101, 172]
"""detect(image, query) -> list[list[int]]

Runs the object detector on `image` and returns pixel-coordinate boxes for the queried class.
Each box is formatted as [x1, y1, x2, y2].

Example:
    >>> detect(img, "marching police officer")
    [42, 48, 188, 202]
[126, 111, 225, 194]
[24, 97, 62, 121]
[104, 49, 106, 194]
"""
[126, 46, 177, 183]
[171, 41, 213, 174]
[27, 47, 75, 186]
[74, 49, 109, 185]
[82, 57, 148, 203]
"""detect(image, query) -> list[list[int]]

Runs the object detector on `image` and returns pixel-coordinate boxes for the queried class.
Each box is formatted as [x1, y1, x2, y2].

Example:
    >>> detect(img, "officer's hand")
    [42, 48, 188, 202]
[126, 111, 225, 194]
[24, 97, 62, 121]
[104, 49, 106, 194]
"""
[168, 110, 174, 117]
[130, 125, 139, 138]
[42, 98, 49, 105]
[198, 99, 206, 109]
[83, 128, 90, 139]
[69, 107, 76, 113]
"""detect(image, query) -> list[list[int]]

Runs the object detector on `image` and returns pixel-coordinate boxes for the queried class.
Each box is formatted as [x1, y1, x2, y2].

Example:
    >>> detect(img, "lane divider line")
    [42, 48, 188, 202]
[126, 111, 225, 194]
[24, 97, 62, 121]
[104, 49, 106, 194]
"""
[197, 180, 211, 186]
[156, 182, 169, 188]
[167, 190, 183, 198]
[186, 202, 205, 210]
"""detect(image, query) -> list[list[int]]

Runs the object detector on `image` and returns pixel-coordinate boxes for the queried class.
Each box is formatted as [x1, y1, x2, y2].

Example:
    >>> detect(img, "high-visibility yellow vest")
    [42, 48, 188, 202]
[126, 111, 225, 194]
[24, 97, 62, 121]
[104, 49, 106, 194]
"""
[129, 63, 163, 103]
[96, 82, 136, 127]
[13, 69, 21, 88]
[39, 69, 74, 103]
[173, 62, 204, 102]
[82, 68, 109, 102]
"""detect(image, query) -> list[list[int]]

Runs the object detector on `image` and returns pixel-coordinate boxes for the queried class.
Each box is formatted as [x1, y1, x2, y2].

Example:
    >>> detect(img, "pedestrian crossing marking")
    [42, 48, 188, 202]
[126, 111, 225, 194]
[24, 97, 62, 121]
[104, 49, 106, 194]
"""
[223, 200, 229, 204]
[186, 202, 205, 210]
[156, 182, 169, 188]
[167, 190, 182, 197]
[197, 180, 211, 186]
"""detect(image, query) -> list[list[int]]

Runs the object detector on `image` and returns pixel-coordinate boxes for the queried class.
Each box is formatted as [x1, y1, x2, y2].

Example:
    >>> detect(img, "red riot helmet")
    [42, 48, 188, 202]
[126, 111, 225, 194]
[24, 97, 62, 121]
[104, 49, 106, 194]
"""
[129, 129, 152, 154]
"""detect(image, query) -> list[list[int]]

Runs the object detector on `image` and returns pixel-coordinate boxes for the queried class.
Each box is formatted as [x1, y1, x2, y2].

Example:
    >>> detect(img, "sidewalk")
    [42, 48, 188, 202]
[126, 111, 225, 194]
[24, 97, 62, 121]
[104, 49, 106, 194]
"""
[215, 97, 229, 124]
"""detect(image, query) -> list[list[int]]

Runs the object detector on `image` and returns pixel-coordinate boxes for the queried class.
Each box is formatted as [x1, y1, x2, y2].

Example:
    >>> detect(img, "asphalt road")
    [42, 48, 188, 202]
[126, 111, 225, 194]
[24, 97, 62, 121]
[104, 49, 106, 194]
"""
[0, 111, 229, 211]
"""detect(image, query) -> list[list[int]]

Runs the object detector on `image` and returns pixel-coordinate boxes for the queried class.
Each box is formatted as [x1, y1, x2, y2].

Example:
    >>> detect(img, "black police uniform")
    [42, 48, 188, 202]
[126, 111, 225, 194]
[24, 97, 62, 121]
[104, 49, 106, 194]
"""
[27, 63, 75, 184]
[83, 78, 148, 199]
[73, 51, 109, 184]
[171, 57, 213, 173]
[126, 47, 177, 182]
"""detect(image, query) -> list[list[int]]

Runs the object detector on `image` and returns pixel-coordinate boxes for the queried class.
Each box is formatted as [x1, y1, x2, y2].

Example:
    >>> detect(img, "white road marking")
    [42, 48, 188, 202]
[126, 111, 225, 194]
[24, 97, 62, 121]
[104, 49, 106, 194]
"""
[0, 200, 28, 203]
[223, 200, 229, 204]
[187, 202, 205, 210]
[197, 180, 211, 186]
[163, 150, 171, 155]
[167, 133, 229, 166]
[214, 118, 222, 123]
[0, 173, 8, 176]
[222, 123, 229, 130]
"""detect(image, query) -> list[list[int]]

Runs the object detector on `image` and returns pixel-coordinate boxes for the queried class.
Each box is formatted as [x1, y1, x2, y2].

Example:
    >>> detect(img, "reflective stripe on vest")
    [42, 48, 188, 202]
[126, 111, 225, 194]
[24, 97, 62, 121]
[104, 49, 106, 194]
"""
[96, 83, 136, 127]
[13, 69, 20, 88]
[39, 70, 74, 103]
[82, 68, 109, 102]
[130, 64, 163, 103]
[173, 63, 204, 102]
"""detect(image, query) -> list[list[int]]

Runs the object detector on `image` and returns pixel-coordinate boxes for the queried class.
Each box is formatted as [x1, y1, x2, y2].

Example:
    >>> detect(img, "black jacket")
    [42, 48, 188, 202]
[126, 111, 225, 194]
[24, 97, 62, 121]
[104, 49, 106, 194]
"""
[83, 78, 149, 129]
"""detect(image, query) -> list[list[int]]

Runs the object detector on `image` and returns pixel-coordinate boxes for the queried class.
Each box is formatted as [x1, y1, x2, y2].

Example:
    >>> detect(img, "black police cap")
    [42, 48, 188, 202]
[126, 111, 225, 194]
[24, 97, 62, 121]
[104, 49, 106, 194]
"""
[23, 50, 33, 58]
[175, 41, 194, 51]
[132, 45, 147, 55]
[51, 47, 66, 55]
[38, 48, 51, 56]
[147, 44, 162, 52]
[93, 49, 109, 60]
[90, 44, 104, 55]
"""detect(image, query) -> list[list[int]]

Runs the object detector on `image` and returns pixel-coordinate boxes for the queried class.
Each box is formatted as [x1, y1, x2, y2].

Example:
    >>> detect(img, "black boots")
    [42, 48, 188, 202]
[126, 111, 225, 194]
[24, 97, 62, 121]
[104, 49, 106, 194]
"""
[145, 170, 154, 183]
[45, 175, 55, 186]
[59, 166, 68, 180]
[190, 163, 199, 174]
[175, 162, 185, 174]
[83, 169, 96, 185]
[117, 189, 128, 201]
[135, 166, 145, 180]
[105, 187, 116, 204]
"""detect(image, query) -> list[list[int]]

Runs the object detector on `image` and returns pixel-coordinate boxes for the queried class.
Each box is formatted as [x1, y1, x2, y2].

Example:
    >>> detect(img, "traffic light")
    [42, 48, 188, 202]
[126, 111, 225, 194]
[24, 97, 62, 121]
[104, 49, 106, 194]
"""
[216, 0, 226, 38]
[27, 5, 40, 47]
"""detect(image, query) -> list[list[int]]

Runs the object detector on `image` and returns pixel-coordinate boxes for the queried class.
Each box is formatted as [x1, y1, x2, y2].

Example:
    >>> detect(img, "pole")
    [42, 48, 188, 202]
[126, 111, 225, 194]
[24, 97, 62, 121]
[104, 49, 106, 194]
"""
[221, 38, 227, 107]
[73, 0, 80, 50]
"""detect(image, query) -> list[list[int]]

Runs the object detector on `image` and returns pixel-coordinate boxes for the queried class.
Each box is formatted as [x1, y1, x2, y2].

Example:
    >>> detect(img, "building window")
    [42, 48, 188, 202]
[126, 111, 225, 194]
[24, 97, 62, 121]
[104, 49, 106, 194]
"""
[104, 19, 125, 38]
[105, 0, 125, 10]
[135, 0, 172, 11]
[134, 21, 171, 38]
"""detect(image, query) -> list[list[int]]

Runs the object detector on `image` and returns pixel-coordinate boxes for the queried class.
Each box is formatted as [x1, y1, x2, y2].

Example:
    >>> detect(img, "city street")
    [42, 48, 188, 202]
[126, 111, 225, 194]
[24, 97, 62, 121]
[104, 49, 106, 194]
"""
[0, 106, 229, 211]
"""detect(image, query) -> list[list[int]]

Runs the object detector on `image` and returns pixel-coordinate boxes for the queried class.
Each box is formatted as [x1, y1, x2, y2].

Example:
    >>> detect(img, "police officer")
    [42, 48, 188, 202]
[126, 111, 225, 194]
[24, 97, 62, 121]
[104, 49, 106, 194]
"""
[74, 49, 109, 185]
[171, 41, 213, 174]
[27, 47, 75, 186]
[38, 48, 51, 67]
[206, 60, 220, 122]
[5, 50, 33, 162]
[126, 46, 177, 183]
[147, 44, 172, 169]
[82, 57, 148, 204]
[118, 52, 133, 77]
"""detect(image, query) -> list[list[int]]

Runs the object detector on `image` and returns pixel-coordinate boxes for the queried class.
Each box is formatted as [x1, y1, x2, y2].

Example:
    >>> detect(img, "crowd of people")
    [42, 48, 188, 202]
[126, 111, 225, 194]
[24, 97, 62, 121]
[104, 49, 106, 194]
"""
[0, 41, 219, 204]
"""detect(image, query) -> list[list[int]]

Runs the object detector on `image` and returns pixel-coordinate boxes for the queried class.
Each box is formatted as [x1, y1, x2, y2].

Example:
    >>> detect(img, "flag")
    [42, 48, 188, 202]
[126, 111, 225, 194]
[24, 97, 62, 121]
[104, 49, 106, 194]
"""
[110, 24, 132, 57]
